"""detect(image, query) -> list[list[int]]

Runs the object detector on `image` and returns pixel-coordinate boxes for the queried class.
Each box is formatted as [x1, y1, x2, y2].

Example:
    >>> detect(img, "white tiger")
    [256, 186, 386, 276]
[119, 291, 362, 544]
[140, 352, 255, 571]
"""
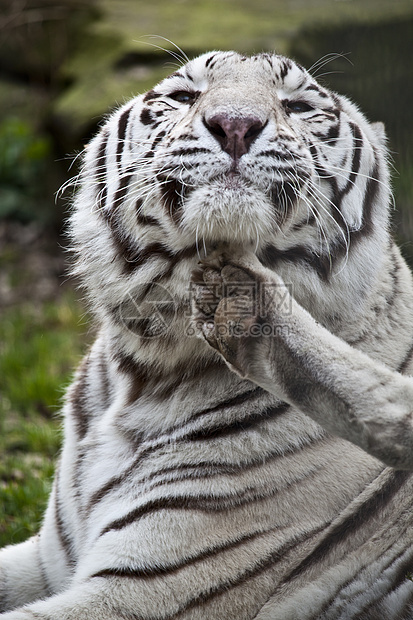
[1, 50, 413, 619]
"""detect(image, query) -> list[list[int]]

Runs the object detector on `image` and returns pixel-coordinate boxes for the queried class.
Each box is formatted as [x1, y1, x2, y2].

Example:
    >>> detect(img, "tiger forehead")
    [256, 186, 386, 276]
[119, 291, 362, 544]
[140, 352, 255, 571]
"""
[189, 52, 310, 91]
[160, 52, 311, 95]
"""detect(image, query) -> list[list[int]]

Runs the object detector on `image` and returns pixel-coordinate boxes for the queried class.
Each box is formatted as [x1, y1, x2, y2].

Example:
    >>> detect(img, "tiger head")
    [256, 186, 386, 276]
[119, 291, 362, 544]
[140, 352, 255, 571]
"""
[70, 51, 391, 352]
[119, 52, 388, 247]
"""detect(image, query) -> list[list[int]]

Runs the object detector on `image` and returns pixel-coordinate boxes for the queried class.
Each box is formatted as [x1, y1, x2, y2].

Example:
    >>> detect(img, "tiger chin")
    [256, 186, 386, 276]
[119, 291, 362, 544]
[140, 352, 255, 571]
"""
[1, 51, 413, 620]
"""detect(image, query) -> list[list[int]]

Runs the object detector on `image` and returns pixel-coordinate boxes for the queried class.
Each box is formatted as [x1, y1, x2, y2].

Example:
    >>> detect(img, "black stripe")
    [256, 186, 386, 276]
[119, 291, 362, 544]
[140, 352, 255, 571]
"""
[281, 470, 411, 586]
[54, 470, 76, 567]
[280, 59, 292, 80]
[36, 537, 53, 596]
[167, 524, 327, 619]
[176, 387, 267, 432]
[88, 425, 326, 524]
[73, 444, 88, 518]
[309, 142, 337, 183]
[87, 387, 266, 510]
[169, 147, 212, 157]
[164, 71, 184, 80]
[99, 353, 111, 410]
[146, 460, 265, 488]
[205, 54, 216, 68]
[316, 122, 363, 220]
[137, 462, 239, 490]
[100, 484, 324, 537]
[147, 434, 328, 492]
[374, 245, 402, 316]
[255, 149, 294, 160]
[140, 108, 154, 126]
[151, 357, 221, 401]
[143, 130, 166, 159]
[136, 206, 160, 227]
[337, 122, 363, 203]
[117, 106, 133, 164]
[305, 84, 328, 98]
[151, 130, 166, 149]
[114, 351, 150, 404]
[136, 214, 160, 226]
[92, 431, 328, 517]
[270, 180, 298, 220]
[185, 403, 289, 441]
[359, 158, 379, 233]
[87, 463, 136, 512]
[104, 219, 143, 274]
[143, 89, 162, 102]
[157, 175, 187, 225]
[92, 425, 321, 514]
[100, 496, 228, 536]
[260, 53, 274, 70]
[69, 355, 91, 440]
[326, 120, 340, 144]
[112, 173, 132, 211]
[259, 243, 333, 281]
[110, 237, 196, 276]
[144, 243, 197, 284]
[323, 157, 379, 275]
[116, 241, 182, 271]
[92, 526, 279, 580]
[308, 112, 338, 122]
[350, 159, 380, 241]
[398, 340, 413, 375]
[291, 213, 317, 232]
[313, 122, 340, 144]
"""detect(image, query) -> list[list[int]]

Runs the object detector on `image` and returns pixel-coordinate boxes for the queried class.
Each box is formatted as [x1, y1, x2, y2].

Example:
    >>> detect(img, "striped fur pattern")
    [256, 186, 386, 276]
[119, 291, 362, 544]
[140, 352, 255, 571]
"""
[1, 51, 413, 619]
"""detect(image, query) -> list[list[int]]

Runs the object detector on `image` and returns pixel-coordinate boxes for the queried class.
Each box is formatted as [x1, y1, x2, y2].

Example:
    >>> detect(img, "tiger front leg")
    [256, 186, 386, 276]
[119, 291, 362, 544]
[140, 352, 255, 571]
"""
[0, 577, 134, 620]
[0, 536, 50, 612]
[192, 251, 413, 470]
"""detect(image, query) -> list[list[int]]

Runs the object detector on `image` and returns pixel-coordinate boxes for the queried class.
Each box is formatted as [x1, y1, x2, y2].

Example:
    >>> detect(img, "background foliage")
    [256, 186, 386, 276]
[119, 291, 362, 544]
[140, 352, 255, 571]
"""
[1, 0, 413, 543]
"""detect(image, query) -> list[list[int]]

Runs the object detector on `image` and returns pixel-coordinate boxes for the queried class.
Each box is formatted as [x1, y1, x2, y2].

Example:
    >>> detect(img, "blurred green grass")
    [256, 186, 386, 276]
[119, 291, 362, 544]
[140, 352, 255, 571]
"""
[0, 291, 89, 547]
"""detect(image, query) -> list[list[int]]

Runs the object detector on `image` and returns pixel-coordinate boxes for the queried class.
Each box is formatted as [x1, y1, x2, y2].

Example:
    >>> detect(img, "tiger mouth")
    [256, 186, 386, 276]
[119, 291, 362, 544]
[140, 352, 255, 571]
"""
[210, 170, 255, 193]
[156, 166, 303, 243]
[157, 171, 252, 220]
[216, 171, 246, 190]
[157, 168, 295, 203]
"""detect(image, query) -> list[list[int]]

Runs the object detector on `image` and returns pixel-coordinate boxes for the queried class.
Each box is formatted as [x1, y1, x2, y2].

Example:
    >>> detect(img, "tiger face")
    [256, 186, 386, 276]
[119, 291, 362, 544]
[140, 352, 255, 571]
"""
[124, 51, 384, 251]
[73, 50, 390, 346]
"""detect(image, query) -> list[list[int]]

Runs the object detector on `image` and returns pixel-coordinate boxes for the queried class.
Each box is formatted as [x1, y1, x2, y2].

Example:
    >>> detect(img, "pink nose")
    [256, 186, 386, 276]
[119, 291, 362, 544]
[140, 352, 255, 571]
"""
[204, 114, 265, 161]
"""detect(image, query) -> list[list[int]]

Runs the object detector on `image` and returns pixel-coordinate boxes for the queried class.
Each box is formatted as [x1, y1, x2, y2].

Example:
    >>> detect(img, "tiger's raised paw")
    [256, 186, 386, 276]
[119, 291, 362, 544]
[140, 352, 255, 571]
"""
[191, 252, 287, 378]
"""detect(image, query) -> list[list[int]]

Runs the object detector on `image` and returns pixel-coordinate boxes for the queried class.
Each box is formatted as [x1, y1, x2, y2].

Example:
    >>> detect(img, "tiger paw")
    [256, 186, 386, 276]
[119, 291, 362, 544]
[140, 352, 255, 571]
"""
[191, 253, 284, 377]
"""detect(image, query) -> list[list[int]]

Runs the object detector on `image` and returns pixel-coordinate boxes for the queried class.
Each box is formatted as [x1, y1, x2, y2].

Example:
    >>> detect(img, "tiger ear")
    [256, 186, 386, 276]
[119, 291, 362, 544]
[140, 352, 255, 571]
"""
[371, 121, 387, 147]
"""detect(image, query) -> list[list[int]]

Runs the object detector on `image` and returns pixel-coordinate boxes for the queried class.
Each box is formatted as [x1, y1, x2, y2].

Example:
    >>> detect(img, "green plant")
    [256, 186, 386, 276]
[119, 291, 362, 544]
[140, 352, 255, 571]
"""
[0, 291, 90, 546]
[0, 117, 52, 223]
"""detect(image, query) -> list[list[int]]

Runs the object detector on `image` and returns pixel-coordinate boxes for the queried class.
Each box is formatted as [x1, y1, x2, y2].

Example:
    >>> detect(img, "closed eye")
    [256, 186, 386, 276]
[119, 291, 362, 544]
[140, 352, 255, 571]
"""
[283, 100, 315, 114]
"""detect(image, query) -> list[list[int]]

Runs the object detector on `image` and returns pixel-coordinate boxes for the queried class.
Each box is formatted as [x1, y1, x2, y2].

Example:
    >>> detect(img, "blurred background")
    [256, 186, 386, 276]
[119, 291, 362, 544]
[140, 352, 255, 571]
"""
[1, 0, 413, 543]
